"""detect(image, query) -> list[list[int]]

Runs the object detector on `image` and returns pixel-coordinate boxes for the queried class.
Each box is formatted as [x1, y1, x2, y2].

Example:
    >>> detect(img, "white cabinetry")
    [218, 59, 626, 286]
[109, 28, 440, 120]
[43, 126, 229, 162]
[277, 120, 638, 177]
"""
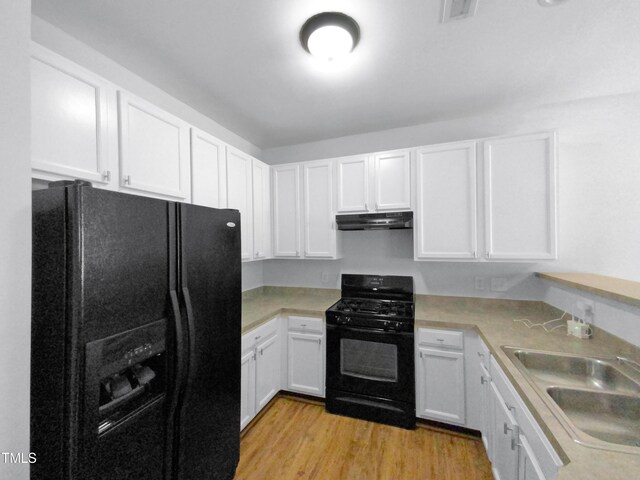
[489, 356, 563, 480]
[336, 150, 411, 213]
[286, 316, 325, 397]
[415, 141, 478, 259]
[484, 132, 557, 260]
[415, 132, 557, 262]
[373, 150, 412, 211]
[336, 155, 370, 212]
[226, 147, 254, 261]
[416, 328, 466, 425]
[118, 91, 190, 200]
[272, 164, 301, 258]
[190, 128, 227, 208]
[491, 381, 519, 480]
[303, 160, 338, 258]
[252, 159, 271, 260]
[31, 44, 116, 187]
[240, 319, 281, 430]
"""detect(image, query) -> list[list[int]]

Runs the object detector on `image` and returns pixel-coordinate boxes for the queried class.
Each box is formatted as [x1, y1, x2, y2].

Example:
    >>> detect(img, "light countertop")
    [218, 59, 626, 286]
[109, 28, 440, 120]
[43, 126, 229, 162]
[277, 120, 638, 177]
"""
[242, 287, 640, 480]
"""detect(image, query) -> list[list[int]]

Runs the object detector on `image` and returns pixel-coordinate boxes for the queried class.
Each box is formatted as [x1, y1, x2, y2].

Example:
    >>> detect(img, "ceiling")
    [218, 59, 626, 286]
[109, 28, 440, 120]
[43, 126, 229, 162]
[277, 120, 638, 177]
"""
[32, 0, 640, 149]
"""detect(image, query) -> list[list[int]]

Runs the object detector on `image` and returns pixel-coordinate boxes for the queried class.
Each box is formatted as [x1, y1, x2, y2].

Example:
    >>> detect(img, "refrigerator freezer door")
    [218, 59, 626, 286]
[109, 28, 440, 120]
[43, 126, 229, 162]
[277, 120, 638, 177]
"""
[174, 203, 242, 480]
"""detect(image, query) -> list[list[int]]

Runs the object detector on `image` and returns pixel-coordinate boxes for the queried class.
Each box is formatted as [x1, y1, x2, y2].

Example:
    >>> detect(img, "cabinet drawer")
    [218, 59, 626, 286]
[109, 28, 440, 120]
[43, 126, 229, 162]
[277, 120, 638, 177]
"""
[288, 316, 323, 334]
[242, 317, 279, 352]
[418, 328, 464, 350]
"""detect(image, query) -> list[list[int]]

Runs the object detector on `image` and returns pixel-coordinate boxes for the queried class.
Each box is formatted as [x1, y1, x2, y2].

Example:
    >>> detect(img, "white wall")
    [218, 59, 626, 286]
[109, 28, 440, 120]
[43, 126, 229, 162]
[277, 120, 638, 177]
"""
[242, 262, 264, 292]
[0, 1, 31, 478]
[262, 92, 640, 297]
[31, 15, 262, 158]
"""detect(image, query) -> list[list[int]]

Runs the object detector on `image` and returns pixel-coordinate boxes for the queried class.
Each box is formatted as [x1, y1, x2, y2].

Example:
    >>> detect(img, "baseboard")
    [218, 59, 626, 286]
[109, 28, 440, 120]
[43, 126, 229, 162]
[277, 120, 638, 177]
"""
[416, 418, 482, 440]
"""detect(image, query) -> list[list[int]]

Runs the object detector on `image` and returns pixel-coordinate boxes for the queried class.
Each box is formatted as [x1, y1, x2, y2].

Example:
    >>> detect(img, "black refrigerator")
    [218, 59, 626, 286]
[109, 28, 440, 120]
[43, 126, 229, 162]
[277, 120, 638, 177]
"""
[31, 180, 241, 480]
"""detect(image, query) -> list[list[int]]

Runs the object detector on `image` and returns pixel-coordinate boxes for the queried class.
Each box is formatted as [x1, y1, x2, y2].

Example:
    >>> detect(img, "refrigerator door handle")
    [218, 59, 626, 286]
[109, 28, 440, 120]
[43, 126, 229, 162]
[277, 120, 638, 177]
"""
[182, 287, 197, 390]
[169, 289, 188, 408]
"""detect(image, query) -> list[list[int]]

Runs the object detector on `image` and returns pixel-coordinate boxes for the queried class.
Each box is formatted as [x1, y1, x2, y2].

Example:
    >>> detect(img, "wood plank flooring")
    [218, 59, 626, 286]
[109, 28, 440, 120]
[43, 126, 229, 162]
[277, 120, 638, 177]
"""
[235, 397, 493, 480]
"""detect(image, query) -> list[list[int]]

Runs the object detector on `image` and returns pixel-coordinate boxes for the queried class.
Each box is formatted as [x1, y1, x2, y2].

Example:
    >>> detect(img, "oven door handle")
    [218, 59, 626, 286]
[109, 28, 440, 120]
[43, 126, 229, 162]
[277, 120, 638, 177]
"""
[327, 324, 413, 337]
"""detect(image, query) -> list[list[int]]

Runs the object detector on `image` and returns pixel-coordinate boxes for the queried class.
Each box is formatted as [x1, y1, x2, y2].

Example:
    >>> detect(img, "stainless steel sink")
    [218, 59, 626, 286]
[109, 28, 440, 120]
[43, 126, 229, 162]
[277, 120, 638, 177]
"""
[502, 346, 640, 454]
[546, 387, 640, 448]
[512, 350, 640, 394]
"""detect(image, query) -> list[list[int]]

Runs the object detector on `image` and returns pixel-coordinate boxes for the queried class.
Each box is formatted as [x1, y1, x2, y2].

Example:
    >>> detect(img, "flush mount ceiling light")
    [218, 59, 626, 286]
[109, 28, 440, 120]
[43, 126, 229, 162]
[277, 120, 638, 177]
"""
[300, 12, 360, 62]
[538, 0, 569, 6]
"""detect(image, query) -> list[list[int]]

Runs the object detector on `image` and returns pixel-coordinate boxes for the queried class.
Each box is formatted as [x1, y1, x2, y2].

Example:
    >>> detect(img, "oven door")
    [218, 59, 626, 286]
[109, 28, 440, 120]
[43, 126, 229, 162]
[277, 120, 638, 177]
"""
[326, 324, 414, 404]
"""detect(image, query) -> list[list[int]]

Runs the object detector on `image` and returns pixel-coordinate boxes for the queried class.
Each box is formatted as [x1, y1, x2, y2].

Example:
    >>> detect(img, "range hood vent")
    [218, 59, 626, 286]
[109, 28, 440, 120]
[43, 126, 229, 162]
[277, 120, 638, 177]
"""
[336, 211, 413, 231]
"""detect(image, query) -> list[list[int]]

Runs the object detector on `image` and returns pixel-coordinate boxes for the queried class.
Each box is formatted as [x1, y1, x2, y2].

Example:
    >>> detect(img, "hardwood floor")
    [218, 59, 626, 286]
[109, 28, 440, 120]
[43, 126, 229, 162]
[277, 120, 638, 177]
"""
[235, 397, 493, 480]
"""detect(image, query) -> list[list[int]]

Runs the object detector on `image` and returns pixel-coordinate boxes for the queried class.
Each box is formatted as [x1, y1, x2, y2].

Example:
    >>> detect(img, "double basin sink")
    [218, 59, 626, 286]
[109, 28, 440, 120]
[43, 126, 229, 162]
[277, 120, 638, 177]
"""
[502, 346, 640, 453]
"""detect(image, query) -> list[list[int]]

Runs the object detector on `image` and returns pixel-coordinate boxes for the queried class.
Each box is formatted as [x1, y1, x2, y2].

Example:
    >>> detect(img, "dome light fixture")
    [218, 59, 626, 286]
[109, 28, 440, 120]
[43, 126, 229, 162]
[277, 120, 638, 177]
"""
[537, 0, 569, 6]
[300, 12, 360, 62]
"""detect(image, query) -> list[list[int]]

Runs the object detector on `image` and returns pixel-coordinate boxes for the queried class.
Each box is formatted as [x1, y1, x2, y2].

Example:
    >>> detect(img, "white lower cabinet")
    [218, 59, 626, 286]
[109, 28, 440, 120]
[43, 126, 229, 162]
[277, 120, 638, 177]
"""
[286, 316, 325, 397]
[487, 354, 563, 480]
[416, 328, 466, 425]
[491, 380, 519, 480]
[240, 319, 281, 430]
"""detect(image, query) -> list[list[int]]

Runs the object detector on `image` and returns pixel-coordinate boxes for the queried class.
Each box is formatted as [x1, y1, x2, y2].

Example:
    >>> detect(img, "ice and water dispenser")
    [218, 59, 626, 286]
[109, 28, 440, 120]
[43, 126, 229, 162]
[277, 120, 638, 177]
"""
[82, 319, 169, 478]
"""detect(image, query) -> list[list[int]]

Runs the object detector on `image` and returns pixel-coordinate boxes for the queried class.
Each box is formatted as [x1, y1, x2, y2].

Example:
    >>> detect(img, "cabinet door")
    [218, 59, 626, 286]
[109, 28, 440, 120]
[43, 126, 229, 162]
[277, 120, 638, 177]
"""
[255, 333, 281, 411]
[336, 155, 370, 213]
[252, 159, 271, 260]
[226, 147, 254, 261]
[118, 91, 190, 200]
[519, 434, 545, 480]
[373, 150, 411, 211]
[190, 128, 227, 208]
[491, 382, 519, 480]
[484, 132, 557, 260]
[287, 332, 324, 397]
[240, 350, 255, 431]
[303, 160, 335, 258]
[417, 347, 466, 425]
[480, 362, 494, 461]
[31, 44, 114, 186]
[415, 142, 478, 259]
[272, 164, 301, 257]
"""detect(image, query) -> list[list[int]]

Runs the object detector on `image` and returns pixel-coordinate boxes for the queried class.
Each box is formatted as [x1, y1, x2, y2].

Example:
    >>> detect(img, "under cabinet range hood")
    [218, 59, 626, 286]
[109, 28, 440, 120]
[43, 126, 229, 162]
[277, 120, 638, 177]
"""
[336, 211, 413, 231]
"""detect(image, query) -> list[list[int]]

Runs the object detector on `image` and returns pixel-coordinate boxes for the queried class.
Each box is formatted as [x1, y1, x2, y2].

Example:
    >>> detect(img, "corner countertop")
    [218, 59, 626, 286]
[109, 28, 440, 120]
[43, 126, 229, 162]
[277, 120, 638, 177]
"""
[242, 287, 640, 480]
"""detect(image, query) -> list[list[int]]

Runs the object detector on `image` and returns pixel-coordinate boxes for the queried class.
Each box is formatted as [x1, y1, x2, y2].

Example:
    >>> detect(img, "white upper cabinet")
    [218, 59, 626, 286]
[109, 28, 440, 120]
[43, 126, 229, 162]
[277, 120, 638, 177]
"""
[31, 44, 116, 187]
[252, 159, 271, 260]
[336, 151, 411, 213]
[415, 141, 478, 260]
[226, 147, 254, 261]
[484, 132, 557, 260]
[373, 150, 412, 211]
[303, 160, 336, 258]
[118, 91, 190, 200]
[190, 128, 227, 208]
[272, 164, 301, 258]
[336, 155, 370, 212]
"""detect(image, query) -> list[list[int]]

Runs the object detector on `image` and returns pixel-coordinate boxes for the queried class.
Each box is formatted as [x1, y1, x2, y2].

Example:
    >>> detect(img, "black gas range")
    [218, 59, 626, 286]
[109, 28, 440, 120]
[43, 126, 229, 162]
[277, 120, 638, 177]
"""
[325, 274, 416, 429]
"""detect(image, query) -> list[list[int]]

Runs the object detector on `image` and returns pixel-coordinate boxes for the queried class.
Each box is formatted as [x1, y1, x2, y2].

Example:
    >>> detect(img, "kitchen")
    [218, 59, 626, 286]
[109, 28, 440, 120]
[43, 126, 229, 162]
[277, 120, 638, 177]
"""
[2, 0, 640, 479]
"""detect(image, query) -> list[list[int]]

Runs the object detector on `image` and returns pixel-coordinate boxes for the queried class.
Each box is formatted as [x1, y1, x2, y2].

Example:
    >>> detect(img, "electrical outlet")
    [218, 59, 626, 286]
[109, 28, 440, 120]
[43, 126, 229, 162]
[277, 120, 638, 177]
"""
[575, 299, 595, 321]
[491, 277, 508, 292]
[321, 271, 330, 284]
[474, 277, 485, 291]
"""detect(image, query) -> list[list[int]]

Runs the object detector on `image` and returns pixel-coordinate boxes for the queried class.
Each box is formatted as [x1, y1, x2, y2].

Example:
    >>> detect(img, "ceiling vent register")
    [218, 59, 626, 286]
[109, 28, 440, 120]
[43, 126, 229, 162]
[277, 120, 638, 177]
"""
[441, 0, 479, 23]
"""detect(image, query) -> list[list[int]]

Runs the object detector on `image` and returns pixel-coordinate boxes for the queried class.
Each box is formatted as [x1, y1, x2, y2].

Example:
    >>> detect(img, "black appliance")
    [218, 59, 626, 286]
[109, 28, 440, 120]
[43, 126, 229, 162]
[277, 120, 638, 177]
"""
[325, 274, 416, 429]
[335, 211, 413, 231]
[31, 180, 241, 480]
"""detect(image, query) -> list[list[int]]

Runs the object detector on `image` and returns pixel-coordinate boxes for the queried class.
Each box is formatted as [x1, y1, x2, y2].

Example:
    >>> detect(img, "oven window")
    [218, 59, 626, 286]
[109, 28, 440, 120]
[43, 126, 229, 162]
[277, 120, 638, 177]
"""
[340, 339, 398, 382]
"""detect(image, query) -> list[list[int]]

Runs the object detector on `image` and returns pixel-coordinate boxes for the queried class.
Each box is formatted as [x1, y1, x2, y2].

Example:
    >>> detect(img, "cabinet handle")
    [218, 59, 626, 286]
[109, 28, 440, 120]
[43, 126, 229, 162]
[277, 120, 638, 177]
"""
[419, 351, 423, 359]
[505, 402, 516, 413]
[477, 352, 484, 358]
[102, 170, 111, 182]
[123, 175, 131, 185]
[503, 423, 520, 450]
[318, 338, 322, 346]
[481, 376, 487, 385]
[301, 324, 307, 327]
[436, 338, 444, 342]
[486, 251, 490, 258]
[255, 335, 261, 341]
[260, 348, 263, 356]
